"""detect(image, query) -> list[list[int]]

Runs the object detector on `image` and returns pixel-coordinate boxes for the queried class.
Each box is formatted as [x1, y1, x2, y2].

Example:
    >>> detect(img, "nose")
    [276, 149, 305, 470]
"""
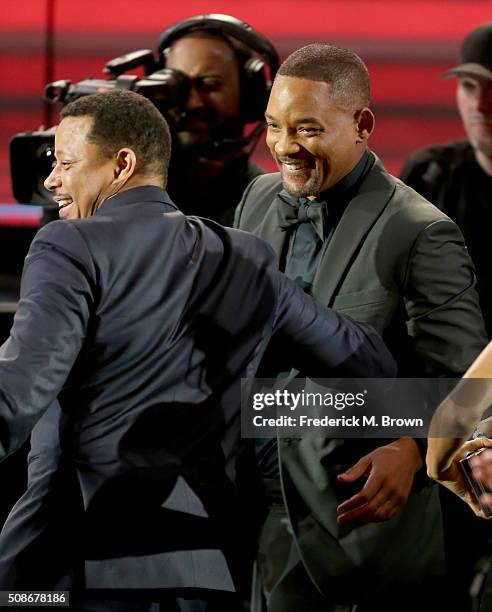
[185, 84, 205, 111]
[44, 164, 61, 192]
[273, 130, 301, 157]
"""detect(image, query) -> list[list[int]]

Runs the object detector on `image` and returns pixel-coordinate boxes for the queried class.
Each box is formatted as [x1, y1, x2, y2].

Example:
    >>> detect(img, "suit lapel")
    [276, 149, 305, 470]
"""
[253, 192, 292, 261]
[313, 156, 396, 307]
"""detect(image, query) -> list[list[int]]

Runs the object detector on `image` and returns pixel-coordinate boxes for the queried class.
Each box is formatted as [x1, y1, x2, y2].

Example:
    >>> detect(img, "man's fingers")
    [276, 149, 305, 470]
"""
[336, 492, 367, 516]
[471, 451, 492, 492]
[337, 479, 386, 516]
[337, 478, 406, 524]
[337, 454, 372, 483]
[460, 437, 492, 458]
[337, 496, 397, 525]
[336, 472, 382, 513]
[337, 502, 370, 525]
[471, 462, 492, 482]
[480, 493, 492, 508]
[374, 499, 398, 522]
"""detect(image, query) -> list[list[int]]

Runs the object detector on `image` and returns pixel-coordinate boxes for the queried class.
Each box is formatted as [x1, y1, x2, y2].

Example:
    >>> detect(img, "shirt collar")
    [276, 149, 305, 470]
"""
[96, 185, 178, 214]
[317, 149, 371, 202]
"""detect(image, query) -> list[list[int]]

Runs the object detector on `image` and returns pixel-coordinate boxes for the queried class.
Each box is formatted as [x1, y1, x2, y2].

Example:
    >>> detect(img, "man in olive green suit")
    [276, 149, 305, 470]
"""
[235, 44, 487, 611]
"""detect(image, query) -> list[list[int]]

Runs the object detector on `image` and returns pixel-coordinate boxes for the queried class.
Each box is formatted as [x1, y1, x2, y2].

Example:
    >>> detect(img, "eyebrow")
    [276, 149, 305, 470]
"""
[265, 113, 322, 125]
[54, 150, 78, 160]
[293, 117, 322, 124]
[194, 72, 223, 80]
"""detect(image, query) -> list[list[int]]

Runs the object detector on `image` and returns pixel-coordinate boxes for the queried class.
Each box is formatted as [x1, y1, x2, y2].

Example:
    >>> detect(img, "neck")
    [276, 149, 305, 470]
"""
[474, 149, 492, 176]
[95, 175, 165, 212]
[125, 174, 165, 190]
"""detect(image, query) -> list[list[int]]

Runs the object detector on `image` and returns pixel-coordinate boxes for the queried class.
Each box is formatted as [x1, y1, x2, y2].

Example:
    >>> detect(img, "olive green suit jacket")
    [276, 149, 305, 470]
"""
[234, 154, 487, 600]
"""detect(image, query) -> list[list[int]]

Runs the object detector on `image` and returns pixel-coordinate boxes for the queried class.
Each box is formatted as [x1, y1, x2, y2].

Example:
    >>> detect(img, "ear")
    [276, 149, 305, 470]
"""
[113, 148, 137, 183]
[355, 108, 375, 143]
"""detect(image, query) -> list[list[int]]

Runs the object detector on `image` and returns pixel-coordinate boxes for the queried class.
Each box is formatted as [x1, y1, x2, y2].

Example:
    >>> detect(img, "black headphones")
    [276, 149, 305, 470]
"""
[157, 14, 280, 124]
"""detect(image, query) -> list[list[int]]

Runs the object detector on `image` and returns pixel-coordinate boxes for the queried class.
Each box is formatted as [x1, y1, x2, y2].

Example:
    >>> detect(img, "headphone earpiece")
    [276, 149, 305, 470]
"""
[241, 57, 270, 122]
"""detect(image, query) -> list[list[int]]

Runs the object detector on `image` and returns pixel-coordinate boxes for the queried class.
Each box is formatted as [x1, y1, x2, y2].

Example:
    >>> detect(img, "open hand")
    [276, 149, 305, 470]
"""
[336, 438, 422, 525]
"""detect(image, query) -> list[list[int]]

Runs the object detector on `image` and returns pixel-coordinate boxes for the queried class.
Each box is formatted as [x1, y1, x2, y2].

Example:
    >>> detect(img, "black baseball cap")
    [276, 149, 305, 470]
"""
[442, 22, 492, 81]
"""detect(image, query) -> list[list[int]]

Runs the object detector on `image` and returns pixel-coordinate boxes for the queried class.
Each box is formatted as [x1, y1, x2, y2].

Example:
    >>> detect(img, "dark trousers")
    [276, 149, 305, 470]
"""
[255, 500, 455, 612]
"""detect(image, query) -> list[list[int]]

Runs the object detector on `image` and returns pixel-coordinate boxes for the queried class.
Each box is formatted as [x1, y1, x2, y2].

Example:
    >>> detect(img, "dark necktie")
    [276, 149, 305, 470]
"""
[277, 195, 327, 241]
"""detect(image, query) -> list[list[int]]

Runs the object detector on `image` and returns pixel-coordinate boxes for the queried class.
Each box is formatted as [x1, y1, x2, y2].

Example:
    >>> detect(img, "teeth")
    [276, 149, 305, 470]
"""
[57, 199, 72, 209]
[284, 164, 308, 170]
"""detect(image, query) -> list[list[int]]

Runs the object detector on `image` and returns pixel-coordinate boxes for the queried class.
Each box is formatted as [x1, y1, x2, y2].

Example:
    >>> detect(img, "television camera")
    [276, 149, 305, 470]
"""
[10, 49, 190, 205]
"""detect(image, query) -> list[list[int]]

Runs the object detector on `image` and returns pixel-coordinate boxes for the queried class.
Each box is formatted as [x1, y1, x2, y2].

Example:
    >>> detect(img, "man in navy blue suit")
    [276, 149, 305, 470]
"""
[0, 90, 395, 611]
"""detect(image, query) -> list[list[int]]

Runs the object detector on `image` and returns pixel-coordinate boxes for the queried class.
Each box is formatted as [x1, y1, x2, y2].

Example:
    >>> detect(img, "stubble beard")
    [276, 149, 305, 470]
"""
[467, 119, 492, 158]
[281, 171, 323, 199]
[474, 138, 492, 158]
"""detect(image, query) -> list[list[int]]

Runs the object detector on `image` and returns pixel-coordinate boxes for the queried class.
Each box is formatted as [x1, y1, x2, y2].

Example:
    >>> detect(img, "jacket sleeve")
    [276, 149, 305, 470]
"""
[0, 221, 95, 460]
[404, 218, 487, 375]
[272, 271, 397, 379]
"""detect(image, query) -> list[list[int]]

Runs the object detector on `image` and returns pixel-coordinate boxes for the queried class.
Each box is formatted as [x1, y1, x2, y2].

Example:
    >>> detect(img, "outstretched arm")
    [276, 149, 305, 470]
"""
[0, 222, 94, 461]
[273, 270, 397, 379]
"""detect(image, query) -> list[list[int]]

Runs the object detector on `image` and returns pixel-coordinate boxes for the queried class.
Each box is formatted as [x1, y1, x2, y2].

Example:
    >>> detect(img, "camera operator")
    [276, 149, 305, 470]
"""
[158, 15, 279, 226]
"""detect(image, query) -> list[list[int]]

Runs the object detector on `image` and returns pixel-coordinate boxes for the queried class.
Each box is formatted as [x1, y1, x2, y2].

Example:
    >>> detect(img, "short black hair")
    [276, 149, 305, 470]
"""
[61, 89, 171, 182]
[278, 43, 370, 110]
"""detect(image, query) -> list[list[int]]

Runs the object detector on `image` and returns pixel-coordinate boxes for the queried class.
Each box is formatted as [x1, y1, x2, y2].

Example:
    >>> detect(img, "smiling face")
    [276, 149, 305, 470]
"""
[44, 115, 119, 219]
[457, 74, 492, 157]
[265, 75, 372, 197]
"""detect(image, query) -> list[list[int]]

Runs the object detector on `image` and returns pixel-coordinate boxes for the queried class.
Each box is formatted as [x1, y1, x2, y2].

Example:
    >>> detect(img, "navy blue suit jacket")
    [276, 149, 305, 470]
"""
[0, 186, 394, 594]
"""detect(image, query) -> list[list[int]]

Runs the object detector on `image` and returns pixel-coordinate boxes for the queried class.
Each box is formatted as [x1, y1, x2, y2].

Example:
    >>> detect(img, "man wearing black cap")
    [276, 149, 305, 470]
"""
[402, 22, 492, 336]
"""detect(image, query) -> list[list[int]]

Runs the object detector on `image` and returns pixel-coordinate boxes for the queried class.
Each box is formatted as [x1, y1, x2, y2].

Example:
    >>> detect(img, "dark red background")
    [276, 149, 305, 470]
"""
[2, 0, 491, 206]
